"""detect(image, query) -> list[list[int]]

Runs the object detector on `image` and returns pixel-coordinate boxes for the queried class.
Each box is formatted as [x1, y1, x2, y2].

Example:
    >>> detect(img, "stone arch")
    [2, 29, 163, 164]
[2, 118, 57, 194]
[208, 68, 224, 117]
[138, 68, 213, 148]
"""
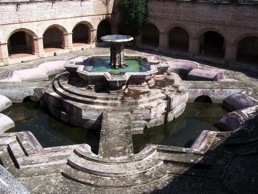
[97, 20, 111, 41]
[168, 27, 189, 52]
[72, 22, 91, 44]
[194, 95, 213, 103]
[198, 30, 226, 59]
[43, 24, 68, 49]
[236, 34, 258, 65]
[141, 23, 159, 47]
[7, 28, 37, 57]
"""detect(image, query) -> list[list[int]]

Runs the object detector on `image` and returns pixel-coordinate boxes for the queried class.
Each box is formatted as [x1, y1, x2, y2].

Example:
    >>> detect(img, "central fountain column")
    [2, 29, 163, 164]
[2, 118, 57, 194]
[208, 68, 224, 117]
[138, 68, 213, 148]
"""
[101, 34, 134, 69]
[110, 43, 125, 69]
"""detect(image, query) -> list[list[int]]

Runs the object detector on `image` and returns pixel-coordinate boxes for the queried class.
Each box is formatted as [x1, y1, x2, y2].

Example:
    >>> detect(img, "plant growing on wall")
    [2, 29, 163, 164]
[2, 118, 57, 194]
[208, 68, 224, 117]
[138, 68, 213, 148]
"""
[118, 0, 147, 38]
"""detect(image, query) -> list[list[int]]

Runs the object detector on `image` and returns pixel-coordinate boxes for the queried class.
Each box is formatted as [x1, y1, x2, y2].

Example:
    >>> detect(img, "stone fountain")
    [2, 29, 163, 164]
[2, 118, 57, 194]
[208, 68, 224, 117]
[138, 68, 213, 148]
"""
[1, 44, 258, 193]
[101, 34, 134, 69]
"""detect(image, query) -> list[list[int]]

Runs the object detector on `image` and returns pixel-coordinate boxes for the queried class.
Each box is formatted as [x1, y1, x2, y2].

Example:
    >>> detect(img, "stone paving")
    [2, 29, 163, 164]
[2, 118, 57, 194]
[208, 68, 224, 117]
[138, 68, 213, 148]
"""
[0, 47, 258, 193]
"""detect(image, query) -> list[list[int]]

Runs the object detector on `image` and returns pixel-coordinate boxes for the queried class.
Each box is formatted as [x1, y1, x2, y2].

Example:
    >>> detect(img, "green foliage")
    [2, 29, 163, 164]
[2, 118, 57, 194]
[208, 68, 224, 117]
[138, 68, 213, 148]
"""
[118, 0, 147, 37]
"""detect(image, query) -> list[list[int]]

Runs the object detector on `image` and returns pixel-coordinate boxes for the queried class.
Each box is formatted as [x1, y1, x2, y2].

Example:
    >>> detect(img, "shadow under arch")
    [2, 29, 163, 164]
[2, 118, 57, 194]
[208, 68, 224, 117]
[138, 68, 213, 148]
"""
[7, 28, 38, 57]
[168, 26, 189, 52]
[237, 35, 258, 65]
[97, 20, 112, 42]
[141, 23, 159, 47]
[194, 95, 213, 103]
[198, 30, 226, 59]
[43, 24, 68, 50]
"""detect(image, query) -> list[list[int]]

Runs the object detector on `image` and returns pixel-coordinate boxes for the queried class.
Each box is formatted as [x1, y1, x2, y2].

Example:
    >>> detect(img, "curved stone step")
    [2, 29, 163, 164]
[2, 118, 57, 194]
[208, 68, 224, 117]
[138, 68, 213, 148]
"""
[53, 80, 121, 106]
[74, 143, 157, 164]
[62, 160, 167, 187]
[67, 153, 163, 176]
[58, 76, 123, 101]
[52, 79, 168, 111]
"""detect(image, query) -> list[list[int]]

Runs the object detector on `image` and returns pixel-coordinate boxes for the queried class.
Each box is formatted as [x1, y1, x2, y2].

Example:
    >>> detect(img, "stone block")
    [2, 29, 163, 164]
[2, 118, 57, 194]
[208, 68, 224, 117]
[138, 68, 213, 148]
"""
[0, 165, 29, 194]
[0, 113, 15, 133]
[223, 92, 258, 111]
[218, 106, 258, 132]
[0, 94, 12, 112]
[187, 67, 223, 81]
[167, 59, 199, 79]
[11, 68, 48, 82]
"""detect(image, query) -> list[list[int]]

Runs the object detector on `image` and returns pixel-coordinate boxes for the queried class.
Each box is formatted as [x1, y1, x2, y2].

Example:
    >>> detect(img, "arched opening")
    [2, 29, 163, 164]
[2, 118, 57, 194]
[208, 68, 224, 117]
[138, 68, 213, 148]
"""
[43, 27, 63, 50]
[200, 31, 225, 59]
[237, 36, 258, 65]
[194, 95, 212, 103]
[97, 20, 111, 41]
[168, 27, 189, 52]
[23, 96, 38, 102]
[142, 23, 159, 47]
[72, 23, 89, 46]
[8, 31, 33, 57]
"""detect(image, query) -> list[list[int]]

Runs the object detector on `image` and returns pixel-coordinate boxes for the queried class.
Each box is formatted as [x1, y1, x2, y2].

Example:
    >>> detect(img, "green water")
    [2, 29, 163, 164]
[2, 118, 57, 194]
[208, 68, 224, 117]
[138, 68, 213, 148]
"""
[4, 102, 227, 153]
[83, 57, 148, 74]
[3, 103, 99, 149]
[133, 103, 228, 153]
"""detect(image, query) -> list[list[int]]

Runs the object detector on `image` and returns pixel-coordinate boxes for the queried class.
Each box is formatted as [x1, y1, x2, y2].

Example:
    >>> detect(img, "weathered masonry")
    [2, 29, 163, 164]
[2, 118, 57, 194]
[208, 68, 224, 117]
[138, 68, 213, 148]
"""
[0, 0, 257, 66]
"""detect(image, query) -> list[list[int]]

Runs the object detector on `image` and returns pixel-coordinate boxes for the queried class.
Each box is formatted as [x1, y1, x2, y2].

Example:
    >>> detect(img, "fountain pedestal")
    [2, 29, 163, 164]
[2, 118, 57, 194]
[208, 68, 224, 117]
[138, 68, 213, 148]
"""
[110, 43, 125, 68]
[101, 34, 133, 69]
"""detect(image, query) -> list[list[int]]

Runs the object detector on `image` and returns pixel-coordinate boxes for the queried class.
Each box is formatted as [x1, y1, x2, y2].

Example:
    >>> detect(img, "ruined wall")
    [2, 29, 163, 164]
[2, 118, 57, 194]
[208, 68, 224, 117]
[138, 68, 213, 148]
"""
[0, 0, 116, 41]
[147, 0, 258, 42]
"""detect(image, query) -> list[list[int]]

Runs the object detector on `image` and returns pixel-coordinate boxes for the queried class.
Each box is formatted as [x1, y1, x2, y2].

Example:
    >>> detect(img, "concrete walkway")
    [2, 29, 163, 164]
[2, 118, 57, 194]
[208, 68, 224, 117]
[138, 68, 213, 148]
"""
[99, 111, 133, 158]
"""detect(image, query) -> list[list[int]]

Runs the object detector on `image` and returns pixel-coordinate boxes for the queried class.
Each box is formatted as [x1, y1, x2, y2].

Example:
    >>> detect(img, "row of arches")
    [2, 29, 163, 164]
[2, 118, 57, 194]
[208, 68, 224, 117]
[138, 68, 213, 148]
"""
[141, 24, 258, 64]
[2, 20, 258, 65]
[7, 20, 112, 58]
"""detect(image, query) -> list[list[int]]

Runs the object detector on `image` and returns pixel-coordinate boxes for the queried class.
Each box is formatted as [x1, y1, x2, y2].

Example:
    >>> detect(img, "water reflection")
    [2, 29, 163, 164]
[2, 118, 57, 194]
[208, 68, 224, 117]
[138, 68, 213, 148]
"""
[133, 103, 228, 153]
[4, 103, 98, 148]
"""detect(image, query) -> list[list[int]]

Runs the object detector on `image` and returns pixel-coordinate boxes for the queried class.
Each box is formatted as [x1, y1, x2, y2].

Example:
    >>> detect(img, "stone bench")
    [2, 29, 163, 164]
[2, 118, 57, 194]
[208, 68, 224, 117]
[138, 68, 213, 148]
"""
[166, 59, 199, 79]
[187, 67, 223, 81]
[223, 92, 258, 111]
[218, 105, 258, 133]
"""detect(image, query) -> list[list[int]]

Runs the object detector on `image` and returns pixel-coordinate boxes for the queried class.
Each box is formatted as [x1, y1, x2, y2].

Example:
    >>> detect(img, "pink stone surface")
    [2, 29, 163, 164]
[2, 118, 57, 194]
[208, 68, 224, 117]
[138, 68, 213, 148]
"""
[0, 60, 67, 82]
[10, 68, 48, 82]
[167, 59, 199, 71]
[38, 60, 66, 74]
[187, 67, 223, 81]
[223, 92, 258, 111]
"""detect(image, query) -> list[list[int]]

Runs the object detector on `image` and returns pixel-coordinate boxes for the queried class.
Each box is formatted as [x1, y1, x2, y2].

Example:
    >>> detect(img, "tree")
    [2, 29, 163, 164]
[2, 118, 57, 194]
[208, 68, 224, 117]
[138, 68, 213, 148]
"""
[118, 0, 147, 38]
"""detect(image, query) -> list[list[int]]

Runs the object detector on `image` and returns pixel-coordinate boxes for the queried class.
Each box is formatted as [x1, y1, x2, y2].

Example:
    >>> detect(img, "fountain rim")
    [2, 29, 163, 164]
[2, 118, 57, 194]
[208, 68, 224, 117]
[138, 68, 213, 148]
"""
[101, 34, 134, 43]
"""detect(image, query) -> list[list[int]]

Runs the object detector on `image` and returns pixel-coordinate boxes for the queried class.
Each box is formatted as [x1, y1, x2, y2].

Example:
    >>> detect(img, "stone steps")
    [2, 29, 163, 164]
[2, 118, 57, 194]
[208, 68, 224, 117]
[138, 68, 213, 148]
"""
[63, 148, 167, 187]
[62, 163, 167, 187]
[53, 79, 122, 106]
[58, 76, 123, 101]
[157, 145, 214, 166]
[51, 78, 167, 112]
[67, 153, 163, 176]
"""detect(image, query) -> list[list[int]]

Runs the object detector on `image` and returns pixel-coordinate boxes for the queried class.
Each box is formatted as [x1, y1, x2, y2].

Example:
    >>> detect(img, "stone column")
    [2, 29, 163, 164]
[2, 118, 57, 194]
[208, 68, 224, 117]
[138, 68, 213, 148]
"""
[0, 43, 9, 65]
[224, 42, 237, 62]
[89, 29, 97, 44]
[188, 37, 200, 55]
[158, 32, 168, 50]
[110, 43, 125, 68]
[63, 32, 73, 51]
[32, 37, 44, 58]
